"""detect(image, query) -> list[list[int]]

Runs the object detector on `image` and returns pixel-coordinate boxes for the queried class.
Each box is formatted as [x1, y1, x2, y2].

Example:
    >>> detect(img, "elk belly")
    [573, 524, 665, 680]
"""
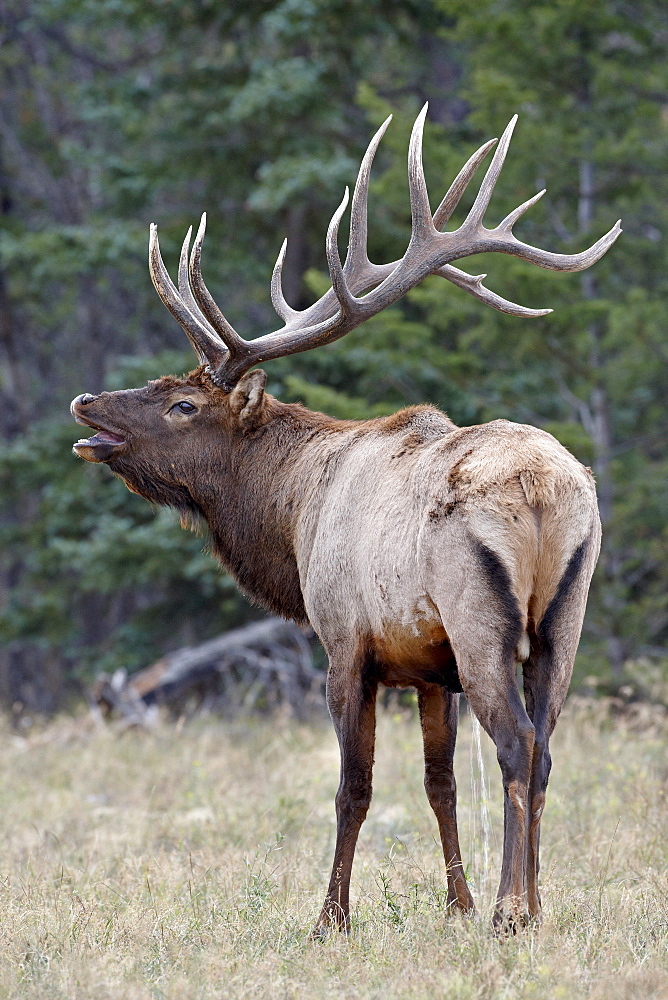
[372, 617, 463, 693]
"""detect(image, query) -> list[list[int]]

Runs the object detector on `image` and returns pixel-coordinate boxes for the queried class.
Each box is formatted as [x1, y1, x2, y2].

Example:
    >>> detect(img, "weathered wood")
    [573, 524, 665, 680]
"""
[91, 618, 324, 723]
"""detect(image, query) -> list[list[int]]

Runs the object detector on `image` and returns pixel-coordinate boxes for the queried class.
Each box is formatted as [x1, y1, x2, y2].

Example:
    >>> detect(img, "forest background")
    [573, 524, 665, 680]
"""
[0, 0, 666, 713]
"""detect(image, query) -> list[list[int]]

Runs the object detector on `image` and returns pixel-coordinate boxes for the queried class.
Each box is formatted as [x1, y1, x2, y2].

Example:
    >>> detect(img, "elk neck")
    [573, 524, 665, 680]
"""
[188, 398, 352, 625]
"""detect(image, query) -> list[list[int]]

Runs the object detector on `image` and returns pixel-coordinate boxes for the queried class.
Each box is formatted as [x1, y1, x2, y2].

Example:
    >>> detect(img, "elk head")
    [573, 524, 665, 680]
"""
[71, 367, 269, 510]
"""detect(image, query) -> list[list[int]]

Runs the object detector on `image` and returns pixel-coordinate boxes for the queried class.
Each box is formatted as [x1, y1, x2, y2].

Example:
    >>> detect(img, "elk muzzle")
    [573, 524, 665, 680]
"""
[71, 392, 127, 463]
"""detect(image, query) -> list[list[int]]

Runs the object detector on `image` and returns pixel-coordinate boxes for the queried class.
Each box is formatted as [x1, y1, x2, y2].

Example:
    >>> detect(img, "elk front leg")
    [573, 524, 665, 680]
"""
[312, 658, 377, 937]
[418, 684, 474, 913]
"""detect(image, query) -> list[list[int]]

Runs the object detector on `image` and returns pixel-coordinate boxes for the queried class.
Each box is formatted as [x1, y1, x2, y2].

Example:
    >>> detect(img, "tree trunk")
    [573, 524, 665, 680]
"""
[578, 159, 625, 678]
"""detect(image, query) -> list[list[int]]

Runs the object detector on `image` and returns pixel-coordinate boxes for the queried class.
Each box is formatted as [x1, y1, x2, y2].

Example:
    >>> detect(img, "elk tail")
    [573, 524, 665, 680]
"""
[518, 464, 555, 507]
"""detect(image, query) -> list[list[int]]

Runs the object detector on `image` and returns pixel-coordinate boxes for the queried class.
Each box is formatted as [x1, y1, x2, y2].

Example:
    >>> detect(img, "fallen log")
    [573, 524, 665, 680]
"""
[91, 617, 325, 724]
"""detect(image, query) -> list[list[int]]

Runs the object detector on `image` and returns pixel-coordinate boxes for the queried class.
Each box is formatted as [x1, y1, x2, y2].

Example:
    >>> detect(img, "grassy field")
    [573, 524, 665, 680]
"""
[0, 699, 665, 999]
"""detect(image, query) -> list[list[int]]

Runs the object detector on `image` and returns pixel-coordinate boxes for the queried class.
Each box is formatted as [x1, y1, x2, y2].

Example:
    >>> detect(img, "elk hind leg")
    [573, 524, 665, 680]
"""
[312, 653, 377, 937]
[418, 683, 474, 913]
[524, 539, 595, 920]
[439, 541, 535, 929]
[443, 644, 535, 930]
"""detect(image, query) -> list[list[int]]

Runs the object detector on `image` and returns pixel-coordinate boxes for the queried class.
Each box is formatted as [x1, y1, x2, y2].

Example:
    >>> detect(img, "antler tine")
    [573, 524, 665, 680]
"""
[177, 227, 224, 339]
[436, 263, 552, 317]
[501, 218, 622, 272]
[325, 186, 357, 320]
[447, 116, 623, 272]
[148, 224, 228, 368]
[432, 137, 498, 231]
[344, 114, 393, 278]
[408, 103, 435, 238]
[270, 239, 299, 322]
[497, 189, 546, 232]
[466, 115, 518, 229]
[189, 213, 248, 356]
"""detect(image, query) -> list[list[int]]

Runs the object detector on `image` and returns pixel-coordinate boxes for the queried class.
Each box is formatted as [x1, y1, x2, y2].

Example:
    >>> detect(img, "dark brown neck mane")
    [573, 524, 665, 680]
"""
[190, 399, 349, 623]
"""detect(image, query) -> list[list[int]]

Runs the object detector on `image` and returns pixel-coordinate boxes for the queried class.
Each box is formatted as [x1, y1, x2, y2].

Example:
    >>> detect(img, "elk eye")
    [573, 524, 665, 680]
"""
[175, 400, 197, 414]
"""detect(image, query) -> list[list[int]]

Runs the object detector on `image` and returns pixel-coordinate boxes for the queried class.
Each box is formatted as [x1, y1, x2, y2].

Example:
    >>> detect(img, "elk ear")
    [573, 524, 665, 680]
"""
[228, 369, 268, 428]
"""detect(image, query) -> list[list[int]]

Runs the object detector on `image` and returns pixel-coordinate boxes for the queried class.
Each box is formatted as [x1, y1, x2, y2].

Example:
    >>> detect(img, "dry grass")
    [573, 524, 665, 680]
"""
[0, 701, 666, 999]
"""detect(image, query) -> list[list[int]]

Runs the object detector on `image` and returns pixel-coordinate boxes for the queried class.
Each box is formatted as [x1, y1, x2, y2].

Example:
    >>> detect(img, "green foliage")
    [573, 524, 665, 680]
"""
[0, 0, 665, 707]
[425, 0, 668, 673]
[0, 416, 248, 681]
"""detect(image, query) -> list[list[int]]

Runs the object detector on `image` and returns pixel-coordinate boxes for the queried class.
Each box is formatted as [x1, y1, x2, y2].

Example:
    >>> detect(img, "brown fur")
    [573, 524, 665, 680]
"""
[71, 366, 601, 932]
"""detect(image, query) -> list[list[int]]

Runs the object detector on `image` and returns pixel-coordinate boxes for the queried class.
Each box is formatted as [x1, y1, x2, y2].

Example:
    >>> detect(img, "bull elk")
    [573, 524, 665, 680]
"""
[71, 107, 620, 931]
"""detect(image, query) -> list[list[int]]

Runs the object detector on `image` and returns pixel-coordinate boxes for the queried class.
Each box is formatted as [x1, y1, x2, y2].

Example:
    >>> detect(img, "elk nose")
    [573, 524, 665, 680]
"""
[70, 392, 98, 418]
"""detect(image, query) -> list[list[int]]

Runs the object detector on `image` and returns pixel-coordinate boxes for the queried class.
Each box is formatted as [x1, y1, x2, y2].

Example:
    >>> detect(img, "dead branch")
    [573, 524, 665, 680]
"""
[90, 617, 325, 725]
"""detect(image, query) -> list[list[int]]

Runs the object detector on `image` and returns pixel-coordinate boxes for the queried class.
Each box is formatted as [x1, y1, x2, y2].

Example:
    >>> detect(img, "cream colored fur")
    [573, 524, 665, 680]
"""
[293, 414, 600, 706]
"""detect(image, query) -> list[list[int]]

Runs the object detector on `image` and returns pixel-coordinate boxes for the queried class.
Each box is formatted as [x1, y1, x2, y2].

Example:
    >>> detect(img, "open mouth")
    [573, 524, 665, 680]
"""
[72, 414, 127, 463]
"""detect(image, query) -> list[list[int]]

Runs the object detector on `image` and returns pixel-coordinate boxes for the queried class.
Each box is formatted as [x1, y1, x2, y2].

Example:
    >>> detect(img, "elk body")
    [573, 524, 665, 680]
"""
[71, 108, 618, 931]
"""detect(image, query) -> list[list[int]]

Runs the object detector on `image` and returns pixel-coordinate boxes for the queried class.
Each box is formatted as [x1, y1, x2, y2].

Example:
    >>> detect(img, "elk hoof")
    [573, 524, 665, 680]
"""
[448, 880, 476, 916]
[310, 901, 349, 940]
[449, 900, 476, 919]
[309, 923, 332, 942]
[492, 899, 532, 935]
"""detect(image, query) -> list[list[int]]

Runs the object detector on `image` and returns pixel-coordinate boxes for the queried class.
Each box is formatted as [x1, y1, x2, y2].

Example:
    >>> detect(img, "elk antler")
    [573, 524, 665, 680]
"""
[149, 106, 621, 391]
